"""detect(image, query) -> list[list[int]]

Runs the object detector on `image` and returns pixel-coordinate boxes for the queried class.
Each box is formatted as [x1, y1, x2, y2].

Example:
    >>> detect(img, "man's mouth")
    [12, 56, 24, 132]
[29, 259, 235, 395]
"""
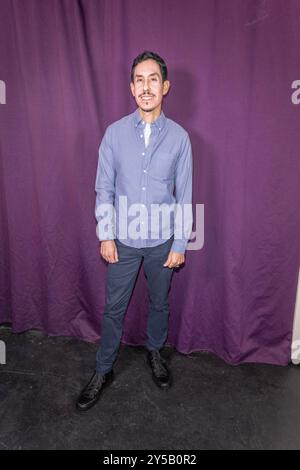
[141, 95, 154, 101]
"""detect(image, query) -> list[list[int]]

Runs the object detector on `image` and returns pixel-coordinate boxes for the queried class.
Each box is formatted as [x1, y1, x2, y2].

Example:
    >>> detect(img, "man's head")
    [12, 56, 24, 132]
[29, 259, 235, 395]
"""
[130, 51, 170, 114]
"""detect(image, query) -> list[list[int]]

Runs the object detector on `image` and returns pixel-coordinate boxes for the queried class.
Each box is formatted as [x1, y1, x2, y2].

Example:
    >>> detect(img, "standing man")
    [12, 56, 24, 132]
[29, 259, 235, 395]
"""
[76, 51, 193, 412]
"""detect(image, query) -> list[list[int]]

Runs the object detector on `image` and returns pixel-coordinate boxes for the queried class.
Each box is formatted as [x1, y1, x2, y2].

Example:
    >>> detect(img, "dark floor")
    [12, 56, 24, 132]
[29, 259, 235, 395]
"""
[0, 325, 299, 450]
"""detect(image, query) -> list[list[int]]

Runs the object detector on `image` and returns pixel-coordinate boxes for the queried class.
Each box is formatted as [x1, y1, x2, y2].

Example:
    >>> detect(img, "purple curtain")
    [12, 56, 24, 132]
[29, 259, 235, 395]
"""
[1, 0, 299, 365]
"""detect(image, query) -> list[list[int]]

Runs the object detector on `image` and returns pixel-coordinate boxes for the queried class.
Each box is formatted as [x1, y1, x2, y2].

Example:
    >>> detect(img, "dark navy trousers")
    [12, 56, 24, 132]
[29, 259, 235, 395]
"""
[96, 235, 175, 375]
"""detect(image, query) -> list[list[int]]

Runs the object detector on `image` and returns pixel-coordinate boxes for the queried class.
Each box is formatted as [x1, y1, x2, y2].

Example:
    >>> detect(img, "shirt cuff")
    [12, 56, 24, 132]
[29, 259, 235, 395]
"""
[96, 223, 115, 241]
[170, 238, 188, 254]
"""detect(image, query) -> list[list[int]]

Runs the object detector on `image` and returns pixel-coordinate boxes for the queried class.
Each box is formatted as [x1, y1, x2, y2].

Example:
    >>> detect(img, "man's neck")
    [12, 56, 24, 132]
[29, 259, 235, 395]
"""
[138, 106, 162, 124]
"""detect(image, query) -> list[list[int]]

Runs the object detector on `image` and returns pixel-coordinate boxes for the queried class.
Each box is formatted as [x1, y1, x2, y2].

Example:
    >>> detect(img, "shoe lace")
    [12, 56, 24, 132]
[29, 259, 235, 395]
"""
[84, 373, 104, 398]
[149, 351, 168, 377]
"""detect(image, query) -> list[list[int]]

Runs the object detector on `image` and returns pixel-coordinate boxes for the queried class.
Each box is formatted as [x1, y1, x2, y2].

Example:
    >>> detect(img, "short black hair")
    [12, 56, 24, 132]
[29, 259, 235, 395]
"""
[131, 51, 168, 83]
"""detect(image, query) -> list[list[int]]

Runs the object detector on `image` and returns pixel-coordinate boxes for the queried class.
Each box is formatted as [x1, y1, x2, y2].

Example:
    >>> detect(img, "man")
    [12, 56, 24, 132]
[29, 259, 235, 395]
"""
[76, 51, 193, 412]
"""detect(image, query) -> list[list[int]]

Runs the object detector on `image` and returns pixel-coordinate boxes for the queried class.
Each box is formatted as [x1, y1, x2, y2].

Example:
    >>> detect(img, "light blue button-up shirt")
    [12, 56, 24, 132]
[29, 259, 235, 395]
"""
[95, 108, 193, 254]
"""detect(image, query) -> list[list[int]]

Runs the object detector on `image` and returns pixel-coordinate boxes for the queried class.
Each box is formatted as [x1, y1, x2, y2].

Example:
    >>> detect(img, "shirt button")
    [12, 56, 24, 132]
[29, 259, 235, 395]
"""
[141, 221, 144, 225]
[140, 134, 143, 138]
[143, 169, 147, 173]
[142, 187, 146, 191]
[142, 152, 145, 156]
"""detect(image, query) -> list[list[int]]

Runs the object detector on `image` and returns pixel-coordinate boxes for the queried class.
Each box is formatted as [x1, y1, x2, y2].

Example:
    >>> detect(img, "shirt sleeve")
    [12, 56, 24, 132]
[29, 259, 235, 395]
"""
[171, 133, 193, 254]
[95, 126, 116, 241]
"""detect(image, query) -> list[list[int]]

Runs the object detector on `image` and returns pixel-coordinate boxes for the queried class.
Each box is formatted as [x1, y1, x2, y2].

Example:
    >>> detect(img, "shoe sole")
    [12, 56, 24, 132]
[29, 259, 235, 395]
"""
[75, 374, 115, 413]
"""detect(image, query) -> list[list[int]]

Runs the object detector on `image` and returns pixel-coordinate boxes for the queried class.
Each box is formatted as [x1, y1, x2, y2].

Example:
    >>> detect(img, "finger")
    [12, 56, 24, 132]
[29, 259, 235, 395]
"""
[171, 259, 181, 268]
[101, 250, 110, 263]
[109, 248, 119, 263]
[113, 247, 119, 263]
[108, 252, 117, 263]
[163, 254, 173, 267]
[168, 256, 177, 267]
[165, 261, 174, 269]
[107, 253, 116, 263]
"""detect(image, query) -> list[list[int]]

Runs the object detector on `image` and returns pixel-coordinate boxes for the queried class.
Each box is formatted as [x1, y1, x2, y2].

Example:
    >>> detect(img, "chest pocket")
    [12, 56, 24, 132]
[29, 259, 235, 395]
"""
[148, 151, 176, 181]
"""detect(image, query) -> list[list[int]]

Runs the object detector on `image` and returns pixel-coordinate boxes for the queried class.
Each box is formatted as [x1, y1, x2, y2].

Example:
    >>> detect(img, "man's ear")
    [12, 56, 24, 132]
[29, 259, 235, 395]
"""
[130, 82, 135, 97]
[163, 80, 171, 96]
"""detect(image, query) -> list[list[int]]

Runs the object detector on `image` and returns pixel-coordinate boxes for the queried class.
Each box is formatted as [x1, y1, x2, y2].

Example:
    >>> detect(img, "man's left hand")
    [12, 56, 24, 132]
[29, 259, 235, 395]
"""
[163, 251, 185, 269]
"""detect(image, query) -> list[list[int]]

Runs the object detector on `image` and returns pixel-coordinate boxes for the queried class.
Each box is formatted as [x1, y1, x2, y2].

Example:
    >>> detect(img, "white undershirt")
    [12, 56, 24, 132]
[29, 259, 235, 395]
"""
[144, 122, 151, 148]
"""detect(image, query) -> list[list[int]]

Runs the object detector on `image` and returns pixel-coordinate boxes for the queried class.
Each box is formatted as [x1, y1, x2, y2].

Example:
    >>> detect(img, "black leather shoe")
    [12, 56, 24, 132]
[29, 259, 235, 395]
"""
[76, 370, 114, 412]
[146, 349, 172, 389]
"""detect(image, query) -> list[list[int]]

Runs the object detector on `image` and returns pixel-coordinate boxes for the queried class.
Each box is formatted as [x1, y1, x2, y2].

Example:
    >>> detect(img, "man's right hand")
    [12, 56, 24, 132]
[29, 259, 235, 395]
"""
[100, 240, 119, 263]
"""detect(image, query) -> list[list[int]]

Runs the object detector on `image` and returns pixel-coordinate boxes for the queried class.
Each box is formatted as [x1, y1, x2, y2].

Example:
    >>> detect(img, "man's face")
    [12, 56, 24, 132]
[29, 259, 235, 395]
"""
[130, 59, 170, 113]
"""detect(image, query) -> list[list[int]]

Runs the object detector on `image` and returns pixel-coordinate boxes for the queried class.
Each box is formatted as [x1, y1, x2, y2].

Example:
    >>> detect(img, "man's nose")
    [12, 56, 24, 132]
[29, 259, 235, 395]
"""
[143, 81, 149, 92]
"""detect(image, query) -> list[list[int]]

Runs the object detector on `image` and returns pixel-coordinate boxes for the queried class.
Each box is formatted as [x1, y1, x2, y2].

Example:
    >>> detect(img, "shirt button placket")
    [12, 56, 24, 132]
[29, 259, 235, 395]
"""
[141, 145, 147, 236]
[138, 122, 148, 247]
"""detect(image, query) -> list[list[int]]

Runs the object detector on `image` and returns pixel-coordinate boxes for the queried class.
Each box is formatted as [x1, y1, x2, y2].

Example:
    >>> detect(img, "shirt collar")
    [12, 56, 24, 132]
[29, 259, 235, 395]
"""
[133, 108, 166, 131]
